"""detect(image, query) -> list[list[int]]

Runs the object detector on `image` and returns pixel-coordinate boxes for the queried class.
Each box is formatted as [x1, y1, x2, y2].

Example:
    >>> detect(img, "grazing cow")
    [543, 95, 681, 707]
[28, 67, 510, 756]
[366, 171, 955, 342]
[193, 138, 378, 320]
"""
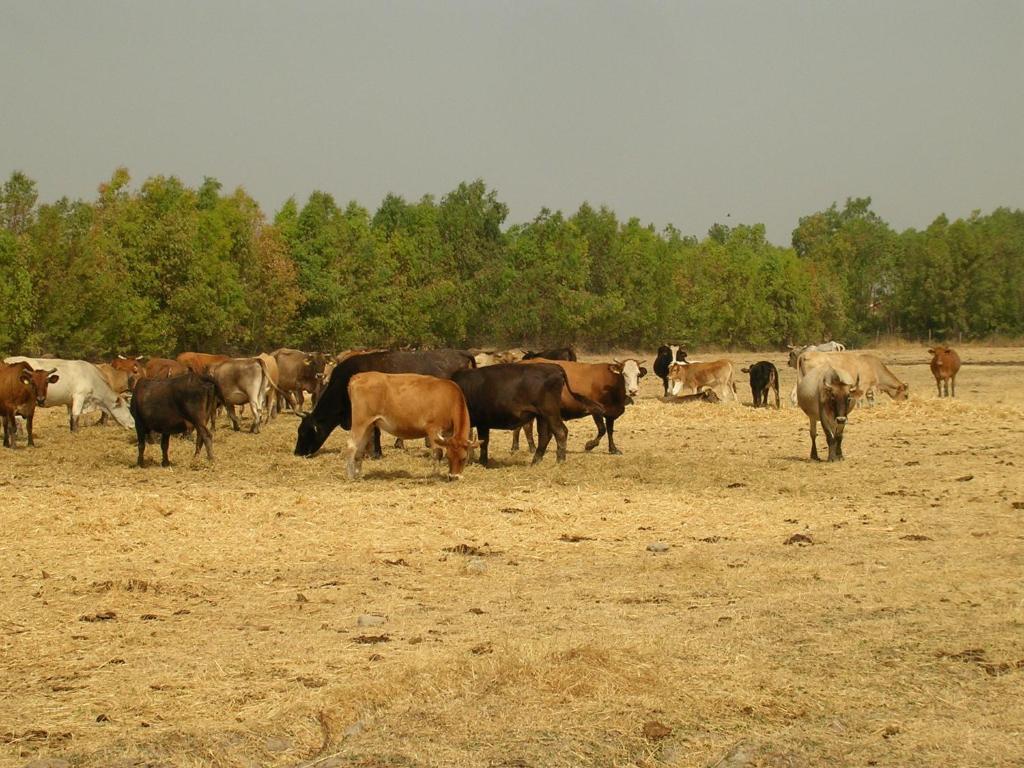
[272, 348, 332, 414]
[145, 357, 189, 379]
[95, 363, 138, 426]
[294, 349, 477, 458]
[660, 387, 720, 404]
[513, 358, 638, 454]
[929, 346, 961, 397]
[257, 352, 280, 421]
[207, 357, 279, 433]
[521, 347, 577, 361]
[0, 362, 59, 447]
[667, 360, 738, 401]
[451, 363, 602, 466]
[176, 352, 230, 376]
[797, 365, 863, 462]
[653, 345, 688, 396]
[346, 372, 478, 480]
[3, 357, 134, 431]
[798, 352, 908, 404]
[741, 361, 780, 408]
[130, 374, 217, 467]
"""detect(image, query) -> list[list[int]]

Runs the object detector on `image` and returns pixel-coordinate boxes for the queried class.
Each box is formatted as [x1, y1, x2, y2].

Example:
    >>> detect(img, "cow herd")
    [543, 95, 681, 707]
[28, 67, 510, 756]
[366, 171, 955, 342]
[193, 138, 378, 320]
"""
[0, 343, 963, 470]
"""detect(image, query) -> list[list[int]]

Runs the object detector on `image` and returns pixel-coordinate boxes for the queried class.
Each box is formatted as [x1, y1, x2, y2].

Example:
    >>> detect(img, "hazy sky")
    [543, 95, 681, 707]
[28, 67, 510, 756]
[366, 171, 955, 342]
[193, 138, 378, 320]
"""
[2, 1, 1021, 244]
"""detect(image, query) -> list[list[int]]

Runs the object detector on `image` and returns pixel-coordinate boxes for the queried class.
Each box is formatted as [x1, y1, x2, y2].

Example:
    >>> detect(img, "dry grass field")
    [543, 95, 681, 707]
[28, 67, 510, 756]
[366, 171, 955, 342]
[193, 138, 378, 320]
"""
[2, 346, 1023, 768]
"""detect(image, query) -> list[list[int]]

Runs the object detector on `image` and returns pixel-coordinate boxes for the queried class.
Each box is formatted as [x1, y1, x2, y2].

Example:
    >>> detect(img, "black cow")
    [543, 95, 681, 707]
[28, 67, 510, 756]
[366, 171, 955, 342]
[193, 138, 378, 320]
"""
[521, 347, 577, 361]
[742, 361, 780, 408]
[294, 349, 476, 458]
[450, 363, 601, 466]
[130, 374, 217, 467]
[653, 345, 687, 396]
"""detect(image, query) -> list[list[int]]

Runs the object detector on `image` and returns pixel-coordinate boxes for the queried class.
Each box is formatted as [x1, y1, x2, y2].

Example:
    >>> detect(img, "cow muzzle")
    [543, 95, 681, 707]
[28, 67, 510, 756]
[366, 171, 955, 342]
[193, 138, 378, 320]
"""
[36, 397, 47, 407]
[447, 473, 463, 482]
[627, 388, 639, 398]
[835, 415, 847, 424]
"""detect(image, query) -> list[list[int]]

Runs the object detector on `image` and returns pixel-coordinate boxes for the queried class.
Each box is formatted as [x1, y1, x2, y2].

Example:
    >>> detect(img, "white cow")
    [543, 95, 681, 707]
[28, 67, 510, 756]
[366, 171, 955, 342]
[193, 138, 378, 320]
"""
[3, 357, 135, 431]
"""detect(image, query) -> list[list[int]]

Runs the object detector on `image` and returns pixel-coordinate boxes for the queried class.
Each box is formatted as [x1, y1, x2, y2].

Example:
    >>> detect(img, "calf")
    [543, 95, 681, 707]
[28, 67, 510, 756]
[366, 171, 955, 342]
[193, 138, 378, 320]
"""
[660, 387, 720, 404]
[130, 374, 216, 467]
[929, 346, 961, 398]
[796, 365, 863, 462]
[207, 357, 278, 433]
[741, 361, 780, 408]
[653, 345, 687, 396]
[346, 372, 477, 480]
[0, 363, 59, 447]
[667, 360, 738, 401]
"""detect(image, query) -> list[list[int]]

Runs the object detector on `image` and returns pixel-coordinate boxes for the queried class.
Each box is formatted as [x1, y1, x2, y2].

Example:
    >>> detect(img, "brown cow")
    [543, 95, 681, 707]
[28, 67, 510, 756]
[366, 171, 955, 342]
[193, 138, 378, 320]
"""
[667, 360, 738, 401]
[177, 352, 230, 376]
[929, 346, 961, 398]
[272, 348, 330, 414]
[0, 362, 59, 447]
[110, 355, 145, 381]
[145, 357, 189, 379]
[514, 358, 638, 454]
[346, 372, 477, 480]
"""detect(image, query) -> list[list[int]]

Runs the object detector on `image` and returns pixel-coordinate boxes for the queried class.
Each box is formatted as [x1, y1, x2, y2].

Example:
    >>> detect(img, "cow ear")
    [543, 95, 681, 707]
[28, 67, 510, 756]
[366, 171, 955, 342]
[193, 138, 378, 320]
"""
[48, 373, 60, 384]
[303, 359, 311, 366]
[927, 348, 935, 354]
[639, 366, 648, 378]
[19, 371, 33, 385]
[822, 382, 834, 395]
[851, 387, 865, 400]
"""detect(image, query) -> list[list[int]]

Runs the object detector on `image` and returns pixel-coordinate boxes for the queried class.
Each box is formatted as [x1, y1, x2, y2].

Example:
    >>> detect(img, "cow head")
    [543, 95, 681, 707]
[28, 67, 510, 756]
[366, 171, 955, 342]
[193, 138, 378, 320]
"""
[434, 431, 480, 480]
[611, 359, 647, 399]
[698, 386, 720, 403]
[890, 382, 909, 401]
[822, 372, 863, 424]
[295, 415, 329, 456]
[669, 345, 688, 363]
[20, 367, 59, 407]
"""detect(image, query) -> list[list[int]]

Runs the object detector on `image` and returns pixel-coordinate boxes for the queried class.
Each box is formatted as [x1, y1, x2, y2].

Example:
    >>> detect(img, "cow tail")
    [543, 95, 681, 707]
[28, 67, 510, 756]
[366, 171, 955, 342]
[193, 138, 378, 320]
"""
[561, 370, 605, 417]
[202, 373, 229, 428]
[256, 357, 283, 395]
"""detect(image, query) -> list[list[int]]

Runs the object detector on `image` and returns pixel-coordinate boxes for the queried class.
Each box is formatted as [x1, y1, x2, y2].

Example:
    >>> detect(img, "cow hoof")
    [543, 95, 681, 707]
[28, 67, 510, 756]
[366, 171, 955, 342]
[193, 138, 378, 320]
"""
[609, 447, 622, 455]
[161, 461, 171, 468]
[584, 442, 598, 452]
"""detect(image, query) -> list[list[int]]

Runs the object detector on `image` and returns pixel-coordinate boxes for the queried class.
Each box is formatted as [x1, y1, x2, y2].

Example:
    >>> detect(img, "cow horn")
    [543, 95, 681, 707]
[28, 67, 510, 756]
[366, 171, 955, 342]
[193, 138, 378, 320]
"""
[118, 354, 126, 359]
[434, 431, 449, 446]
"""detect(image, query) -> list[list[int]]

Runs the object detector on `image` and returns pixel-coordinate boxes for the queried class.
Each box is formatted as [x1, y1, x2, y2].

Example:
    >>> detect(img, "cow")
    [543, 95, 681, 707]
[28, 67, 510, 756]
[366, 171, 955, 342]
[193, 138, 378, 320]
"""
[176, 352, 230, 376]
[95, 362, 140, 426]
[0, 362, 59, 447]
[473, 349, 522, 367]
[797, 352, 908, 404]
[797, 365, 864, 462]
[667, 360, 738, 402]
[345, 372, 478, 480]
[929, 346, 961, 398]
[4, 357, 134, 431]
[450, 363, 602, 466]
[294, 349, 477, 458]
[272, 348, 332, 414]
[741, 361, 780, 408]
[521, 347, 577, 361]
[512, 358, 640, 454]
[257, 352, 280, 421]
[130, 374, 217, 467]
[660, 387, 720, 404]
[207, 357, 279, 433]
[653, 345, 688, 396]
[110, 355, 146, 381]
[145, 357, 189, 379]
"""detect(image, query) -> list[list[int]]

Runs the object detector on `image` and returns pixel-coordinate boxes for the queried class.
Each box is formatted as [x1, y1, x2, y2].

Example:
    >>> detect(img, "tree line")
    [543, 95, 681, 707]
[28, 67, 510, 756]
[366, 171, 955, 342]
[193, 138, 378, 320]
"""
[1, 168, 1021, 358]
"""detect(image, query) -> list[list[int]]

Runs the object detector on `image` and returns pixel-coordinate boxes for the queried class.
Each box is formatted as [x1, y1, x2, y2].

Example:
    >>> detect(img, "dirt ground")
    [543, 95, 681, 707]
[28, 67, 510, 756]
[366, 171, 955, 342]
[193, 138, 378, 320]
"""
[2, 346, 1022, 768]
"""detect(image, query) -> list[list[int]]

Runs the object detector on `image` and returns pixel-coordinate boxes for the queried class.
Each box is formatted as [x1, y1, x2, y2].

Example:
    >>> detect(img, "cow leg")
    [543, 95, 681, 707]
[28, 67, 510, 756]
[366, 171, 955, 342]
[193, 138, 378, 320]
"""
[160, 433, 172, 467]
[789, 382, 799, 406]
[552, 418, 569, 463]
[510, 426, 521, 452]
[950, 375, 956, 398]
[584, 414, 606, 452]
[194, 422, 214, 462]
[347, 424, 375, 479]
[835, 430, 845, 461]
[249, 399, 262, 433]
[2, 413, 12, 448]
[225, 404, 241, 432]
[477, 427, 491, 466]
[822, 424, 839, 462]
[808, 417, 820, 461]
[773, 383, 781, 409]
[605, 417, 621, 454]
[25, 412, 35, 447]
[135, 426, 147, 467]
[532, 419, 552, 465]
[368, 427, 383, 459]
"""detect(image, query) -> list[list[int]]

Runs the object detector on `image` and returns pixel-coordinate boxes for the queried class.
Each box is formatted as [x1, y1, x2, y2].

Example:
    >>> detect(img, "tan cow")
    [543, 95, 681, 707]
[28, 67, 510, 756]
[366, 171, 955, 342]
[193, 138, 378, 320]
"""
[258, 352, 280, 421]
[928, 346, 961, 397]
[346, 372, 477, 480]
[207, 357, 279, 433]
[667, 360, 738, 401]
[798, 351, 908, 404]
[797, 365, 864, 462]
[177, 352, 230, 376]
